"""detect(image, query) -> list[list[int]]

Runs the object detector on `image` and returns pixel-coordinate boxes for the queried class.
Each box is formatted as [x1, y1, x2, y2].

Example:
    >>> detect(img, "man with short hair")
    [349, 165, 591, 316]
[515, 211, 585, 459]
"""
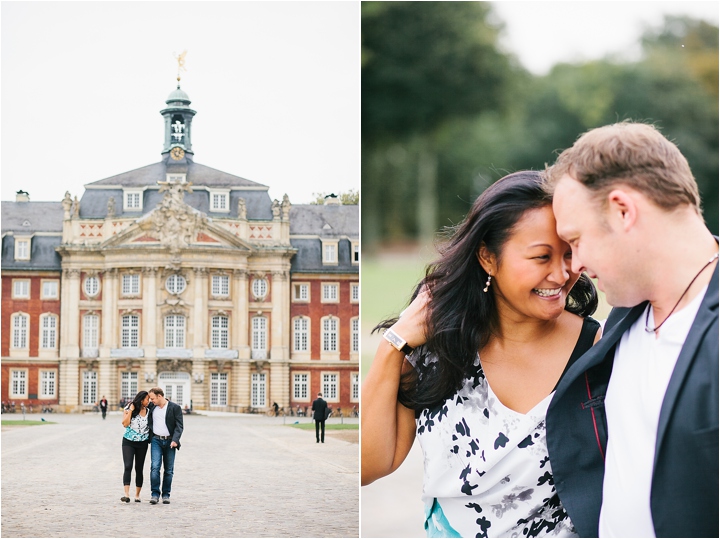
[147, 387, 184, 505]
[311, 392, 328, 443]
[99, 396, 108, 420]
[544, 121, 718, 537]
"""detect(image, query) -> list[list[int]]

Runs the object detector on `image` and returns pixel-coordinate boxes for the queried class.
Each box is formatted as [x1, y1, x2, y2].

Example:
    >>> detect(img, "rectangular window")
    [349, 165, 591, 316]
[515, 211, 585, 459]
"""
[124, 191, 142, 210]
[351, 283, 359, 302]
[251, 373, 266, 408]
[211, 316, 229, 349]
[322, 242, 338, 264]
[211, 275, 230, 296]
[42, 280, 59, 299]
[322, 373, 338, 401]
[12, 314, 28, 348]
[82, 371, 98, 405]
[15, 239, 30, 260]
[83, 314, 99, 348]
[293, 317, 309, 352]
[351, 372, 359, 402]
[322, 317, 338, 352]
[251, 317, 267, 358]
[211, 372, 228, 406]
[41, 315, 57, 349]
[165, 315, 185, 348]
[11, 370, 27, 397]
[293, 283, 309, 302]
[211, 193, 228, 211]
[321, 283, 338, 302]
[121, 274, 140, 296]
[293, 373, 309, 401]
[351, 318, 359, 353]
[13, 280, 30, 298]
[352, 242, 359, 264]
[121, 315, 139, 348]
[40, 371, 56, 398]
[121, 372, 138, 401]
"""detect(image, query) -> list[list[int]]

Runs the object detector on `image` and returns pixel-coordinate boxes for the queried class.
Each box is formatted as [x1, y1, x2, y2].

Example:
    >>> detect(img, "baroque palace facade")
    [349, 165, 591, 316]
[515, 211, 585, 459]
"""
[1, 84, 359, 413]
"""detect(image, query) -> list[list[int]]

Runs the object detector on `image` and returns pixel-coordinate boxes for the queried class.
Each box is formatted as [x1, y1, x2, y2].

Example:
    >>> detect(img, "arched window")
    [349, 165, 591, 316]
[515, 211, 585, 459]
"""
[252, 278, 268, 299]
[165, 315, 186, 348]
[40, 314, 58, 349]
[83, 314, 99, 349]
[211, 315, 229, 349]
[351, 317, 359, 353]
[251, 316, 267, 359]
[293, 317, 309, 352]
[11, 313, 29, 349]
[84, 276, 100, 297]
[166, 274, 186, 294]
[321, 316, 338, 353]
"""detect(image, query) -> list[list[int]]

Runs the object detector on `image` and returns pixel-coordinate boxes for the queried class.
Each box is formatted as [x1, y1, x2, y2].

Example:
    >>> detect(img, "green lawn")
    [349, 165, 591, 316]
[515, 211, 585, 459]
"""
[2, 420, 56, 426]
[288, 423, 358, 430]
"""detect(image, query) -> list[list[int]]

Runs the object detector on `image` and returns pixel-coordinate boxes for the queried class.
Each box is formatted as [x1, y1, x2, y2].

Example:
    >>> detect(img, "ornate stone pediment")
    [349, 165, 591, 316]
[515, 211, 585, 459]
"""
[100, 182, 253, 254]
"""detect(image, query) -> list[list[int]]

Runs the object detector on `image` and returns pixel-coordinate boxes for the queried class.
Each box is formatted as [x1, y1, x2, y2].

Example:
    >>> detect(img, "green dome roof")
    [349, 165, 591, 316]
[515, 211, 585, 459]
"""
[166, 85, 191, 104]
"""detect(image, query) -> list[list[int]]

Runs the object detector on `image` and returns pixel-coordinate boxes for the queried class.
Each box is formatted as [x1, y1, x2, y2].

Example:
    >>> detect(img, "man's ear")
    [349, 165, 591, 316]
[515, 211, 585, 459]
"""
[476, 244, 496, 276]
[606, 189, 638, 232]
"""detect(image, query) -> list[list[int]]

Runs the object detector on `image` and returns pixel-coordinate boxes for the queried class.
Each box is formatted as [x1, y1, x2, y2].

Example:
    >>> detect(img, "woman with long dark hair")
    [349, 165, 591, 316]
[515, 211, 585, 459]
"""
[361, 171, 600, 537]
[120, 390, 150, 503]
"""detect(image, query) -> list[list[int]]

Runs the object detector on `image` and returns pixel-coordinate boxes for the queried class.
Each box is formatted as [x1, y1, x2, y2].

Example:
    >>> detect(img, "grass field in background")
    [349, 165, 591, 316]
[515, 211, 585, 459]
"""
[360, 248, 612, 379]
[288, 423, 358, 430]
[1, 420, 56, 426]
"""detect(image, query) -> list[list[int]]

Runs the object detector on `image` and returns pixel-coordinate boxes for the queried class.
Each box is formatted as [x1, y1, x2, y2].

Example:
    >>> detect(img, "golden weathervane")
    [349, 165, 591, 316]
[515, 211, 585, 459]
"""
[174, 50, 187, 83]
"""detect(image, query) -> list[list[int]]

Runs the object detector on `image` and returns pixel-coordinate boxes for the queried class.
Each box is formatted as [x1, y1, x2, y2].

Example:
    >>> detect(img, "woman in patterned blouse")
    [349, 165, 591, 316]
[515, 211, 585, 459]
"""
[362, 171, 601, 537]
[120, 390, 150, 503]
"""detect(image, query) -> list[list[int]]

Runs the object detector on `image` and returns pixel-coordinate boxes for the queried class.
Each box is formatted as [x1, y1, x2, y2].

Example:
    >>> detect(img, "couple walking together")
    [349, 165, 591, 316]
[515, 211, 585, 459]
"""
[121, 387, 184, 505]
[362, 122, 718, 537]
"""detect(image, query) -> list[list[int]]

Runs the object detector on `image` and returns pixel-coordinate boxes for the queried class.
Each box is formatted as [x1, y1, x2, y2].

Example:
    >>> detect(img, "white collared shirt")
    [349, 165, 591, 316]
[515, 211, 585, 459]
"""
[599, 285, 707, 537]
[152, 401, 171, 436]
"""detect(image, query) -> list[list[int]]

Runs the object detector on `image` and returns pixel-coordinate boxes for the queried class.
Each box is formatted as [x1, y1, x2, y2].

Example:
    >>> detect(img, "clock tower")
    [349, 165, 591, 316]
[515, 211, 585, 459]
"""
[160, 83, 197, 162]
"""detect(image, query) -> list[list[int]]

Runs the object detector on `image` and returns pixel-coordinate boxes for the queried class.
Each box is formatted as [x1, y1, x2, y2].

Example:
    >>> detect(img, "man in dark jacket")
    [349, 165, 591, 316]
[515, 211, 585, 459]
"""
[99, 396, 108, 420]
[311, 392, 328, 443]
[545, 122, 718, 537]
[147, 387, 184, 505]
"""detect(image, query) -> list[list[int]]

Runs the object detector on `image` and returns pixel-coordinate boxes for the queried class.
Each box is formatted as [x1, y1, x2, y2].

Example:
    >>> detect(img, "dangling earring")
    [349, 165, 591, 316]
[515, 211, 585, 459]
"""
[483, 275, 492, 293]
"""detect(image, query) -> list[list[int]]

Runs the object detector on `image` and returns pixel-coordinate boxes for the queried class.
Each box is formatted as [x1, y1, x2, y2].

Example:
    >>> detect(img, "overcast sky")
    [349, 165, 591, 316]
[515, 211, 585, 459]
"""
[1, 1, 360, 205]
[491, 1, 719, 74]
[2, 2, 717, 206]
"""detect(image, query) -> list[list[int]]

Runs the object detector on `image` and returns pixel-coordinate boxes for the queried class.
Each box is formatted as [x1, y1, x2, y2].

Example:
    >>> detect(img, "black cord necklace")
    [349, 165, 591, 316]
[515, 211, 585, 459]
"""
[645, 252, 719, 333]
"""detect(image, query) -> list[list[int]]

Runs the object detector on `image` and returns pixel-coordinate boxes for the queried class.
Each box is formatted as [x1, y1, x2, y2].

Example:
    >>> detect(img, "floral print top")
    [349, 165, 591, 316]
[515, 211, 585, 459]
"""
[123, 406, 149, 442]
[415, 317, 599, 538]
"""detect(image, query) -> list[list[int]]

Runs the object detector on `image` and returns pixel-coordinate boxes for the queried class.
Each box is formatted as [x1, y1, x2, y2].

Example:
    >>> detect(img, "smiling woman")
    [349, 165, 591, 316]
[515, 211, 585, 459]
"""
[361, 171, 601, 538]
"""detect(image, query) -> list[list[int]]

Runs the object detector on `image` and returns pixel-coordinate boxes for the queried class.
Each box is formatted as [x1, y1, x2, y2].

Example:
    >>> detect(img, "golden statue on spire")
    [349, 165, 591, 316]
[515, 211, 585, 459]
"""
[174, 50, 187, 83]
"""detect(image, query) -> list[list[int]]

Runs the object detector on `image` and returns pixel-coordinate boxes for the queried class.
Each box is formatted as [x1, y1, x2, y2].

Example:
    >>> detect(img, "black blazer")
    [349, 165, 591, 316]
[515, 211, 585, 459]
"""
[148, 400, 184, 450]
[546, 264, 718, 538]
[311, 398, 328, 421]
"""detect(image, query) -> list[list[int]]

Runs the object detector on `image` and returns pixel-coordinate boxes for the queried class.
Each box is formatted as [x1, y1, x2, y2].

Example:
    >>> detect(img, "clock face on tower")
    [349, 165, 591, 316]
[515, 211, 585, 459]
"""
[170, 147, 185, 160]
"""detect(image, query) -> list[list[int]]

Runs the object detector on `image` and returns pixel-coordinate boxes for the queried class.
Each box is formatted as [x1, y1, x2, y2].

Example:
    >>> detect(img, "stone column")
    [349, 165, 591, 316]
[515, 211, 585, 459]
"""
[59, 358, 79, 411]
[233, 269, 249, 359]
[142, 267, 158, 355]
[62, 269, 81, 359]
[231, 361, 250, 410]
[270, 360, 290, 409]
[191, 359, 207, 409]
[101, 269, 118, 351]
[270, 271, 287, 360]
[192, 267, 207, 354]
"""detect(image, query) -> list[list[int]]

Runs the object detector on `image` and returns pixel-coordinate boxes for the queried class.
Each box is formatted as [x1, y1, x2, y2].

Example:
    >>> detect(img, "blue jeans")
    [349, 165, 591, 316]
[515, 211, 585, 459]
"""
[150, 437, 176, 499]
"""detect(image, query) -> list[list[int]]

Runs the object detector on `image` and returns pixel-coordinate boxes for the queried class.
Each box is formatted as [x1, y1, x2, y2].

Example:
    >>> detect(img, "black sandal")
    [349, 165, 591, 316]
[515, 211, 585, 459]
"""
[135, 498, 141, 503]
[121, 496, 130, 503]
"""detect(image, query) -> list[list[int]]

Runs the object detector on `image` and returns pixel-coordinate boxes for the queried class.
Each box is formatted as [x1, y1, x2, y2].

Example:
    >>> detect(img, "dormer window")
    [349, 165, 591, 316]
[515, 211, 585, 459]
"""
[322, 240, 339, 265]
[123, 189, 143, 211]
[14, 238, 31, 261]
[209, 189, 230, 213]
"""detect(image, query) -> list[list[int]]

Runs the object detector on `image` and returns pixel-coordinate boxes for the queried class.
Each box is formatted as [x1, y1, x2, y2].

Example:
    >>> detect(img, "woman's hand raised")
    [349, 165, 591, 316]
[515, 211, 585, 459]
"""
[390, 288, 430, 349]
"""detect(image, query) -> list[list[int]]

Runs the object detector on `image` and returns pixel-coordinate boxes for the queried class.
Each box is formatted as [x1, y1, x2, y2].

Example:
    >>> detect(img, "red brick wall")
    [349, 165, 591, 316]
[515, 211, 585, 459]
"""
[289, 365, 358, 411]
[290, 277, 359, 360]
[1, 363, 60, 404]
[2, 274, 62, 357]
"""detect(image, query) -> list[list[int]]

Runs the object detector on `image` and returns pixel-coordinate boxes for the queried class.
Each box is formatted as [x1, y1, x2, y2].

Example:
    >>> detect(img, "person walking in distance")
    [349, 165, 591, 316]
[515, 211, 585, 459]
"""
[312, 392, 328, 443]
[99, 395, 108, 420]
[147, 387, 184, 505]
